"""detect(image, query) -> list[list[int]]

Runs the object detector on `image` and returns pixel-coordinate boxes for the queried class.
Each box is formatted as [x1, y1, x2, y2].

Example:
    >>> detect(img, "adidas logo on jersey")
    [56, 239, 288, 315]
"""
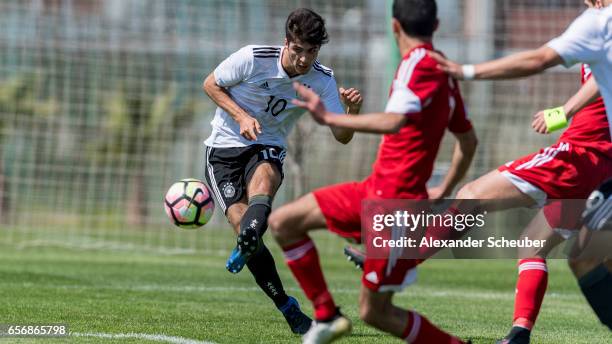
[259, 81, 270, 90]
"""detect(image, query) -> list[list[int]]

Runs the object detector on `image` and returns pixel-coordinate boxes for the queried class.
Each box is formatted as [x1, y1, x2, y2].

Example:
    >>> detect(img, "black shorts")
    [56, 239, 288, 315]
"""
[205, 144, 286, 214]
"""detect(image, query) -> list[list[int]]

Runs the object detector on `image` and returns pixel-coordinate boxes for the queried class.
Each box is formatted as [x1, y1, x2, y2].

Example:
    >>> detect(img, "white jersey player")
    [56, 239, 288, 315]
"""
[201, 8, 362, 336]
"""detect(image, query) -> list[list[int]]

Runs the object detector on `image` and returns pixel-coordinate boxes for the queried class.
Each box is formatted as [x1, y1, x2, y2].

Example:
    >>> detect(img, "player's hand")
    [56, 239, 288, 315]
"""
[531, 111, 550, 134]
[238, 115, 262, 141]
[339, 87, 363, 114]
[428, 185, 449, 201]
[292, 82, 330, 125]
[428, 51, 464, 79]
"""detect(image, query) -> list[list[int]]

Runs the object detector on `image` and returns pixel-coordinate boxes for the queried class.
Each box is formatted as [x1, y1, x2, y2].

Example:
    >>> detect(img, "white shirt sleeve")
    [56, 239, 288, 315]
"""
[320, 77, 345, 115]
[384, 79, 421, 114]
[547, 9, 604, 68]
[213, 46, 254, 87]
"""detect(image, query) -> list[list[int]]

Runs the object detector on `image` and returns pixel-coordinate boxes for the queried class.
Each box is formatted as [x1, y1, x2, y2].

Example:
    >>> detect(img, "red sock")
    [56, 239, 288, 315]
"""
[513, 258, 548, 330]
[282, 237, 336, 321]
[402, 311, 466, 344]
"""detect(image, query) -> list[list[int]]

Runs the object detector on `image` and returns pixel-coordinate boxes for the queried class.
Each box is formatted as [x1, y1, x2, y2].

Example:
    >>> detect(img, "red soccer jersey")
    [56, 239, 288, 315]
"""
[368, 44, 472, 198]
[559, 64, 611, 152]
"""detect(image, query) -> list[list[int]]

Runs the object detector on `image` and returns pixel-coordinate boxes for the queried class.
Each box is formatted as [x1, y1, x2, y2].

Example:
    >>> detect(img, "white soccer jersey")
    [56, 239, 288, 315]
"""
[547, 6, 612, 139]
[204, 45, 345, 148]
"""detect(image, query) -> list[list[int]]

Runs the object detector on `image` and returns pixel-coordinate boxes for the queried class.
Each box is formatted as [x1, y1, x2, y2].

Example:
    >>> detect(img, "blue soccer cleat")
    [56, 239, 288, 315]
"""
[279, 296, 313, 335]
[225, 245, 249, 274]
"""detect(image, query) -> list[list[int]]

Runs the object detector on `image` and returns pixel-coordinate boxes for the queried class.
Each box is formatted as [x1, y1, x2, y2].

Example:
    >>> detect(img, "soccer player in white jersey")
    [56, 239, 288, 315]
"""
[428, 0, 612, 341]
[202, 8, 362, 335]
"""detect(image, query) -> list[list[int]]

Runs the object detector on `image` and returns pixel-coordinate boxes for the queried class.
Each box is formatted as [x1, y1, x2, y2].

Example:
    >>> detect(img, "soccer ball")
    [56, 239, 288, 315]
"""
[164, 178, 214, 229]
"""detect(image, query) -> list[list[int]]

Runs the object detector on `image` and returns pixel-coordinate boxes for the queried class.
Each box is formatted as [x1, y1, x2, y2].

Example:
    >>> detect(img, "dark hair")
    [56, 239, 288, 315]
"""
[392, 0, 437, 38]
[285, 8, 329, 46]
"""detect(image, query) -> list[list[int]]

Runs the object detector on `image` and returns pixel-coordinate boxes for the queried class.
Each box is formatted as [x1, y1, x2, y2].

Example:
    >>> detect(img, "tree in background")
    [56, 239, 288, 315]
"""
[92, 82, 203, 226]
[0, 73, 59, 222]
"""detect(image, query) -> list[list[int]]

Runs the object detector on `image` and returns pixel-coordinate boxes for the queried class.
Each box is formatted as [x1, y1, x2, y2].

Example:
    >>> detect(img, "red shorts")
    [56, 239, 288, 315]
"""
[312, 178, 425, 292]
[498, 141, 612, 232]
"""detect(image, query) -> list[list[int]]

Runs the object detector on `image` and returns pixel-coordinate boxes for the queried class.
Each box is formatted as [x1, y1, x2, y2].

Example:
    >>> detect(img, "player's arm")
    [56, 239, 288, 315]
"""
[326, 112, 406, 134]
[329, 87, 363, 144]
[292, 82, 406, 133]
[429, 45, 563, 80]
[431, 9, 600, 81]
[563, 76, 600, 118]
[203, 73, 261, 141]
[202, 47, 261, 141]
[428, 129, 478, 200]
[531, 76, 601, 134]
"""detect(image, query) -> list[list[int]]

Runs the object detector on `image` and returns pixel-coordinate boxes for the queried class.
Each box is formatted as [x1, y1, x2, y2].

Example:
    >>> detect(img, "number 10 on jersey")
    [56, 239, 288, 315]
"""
[265, 96, 287, 116]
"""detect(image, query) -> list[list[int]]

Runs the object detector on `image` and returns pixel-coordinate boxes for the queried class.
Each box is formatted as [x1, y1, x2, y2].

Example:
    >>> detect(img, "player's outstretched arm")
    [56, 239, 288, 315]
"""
[531, 77, 601, 134]
[429, 45, 563, 80]
[292, 82, 406, 134]
[428, 129, 478, 200]
[330, 87, 363, 144]
[203, 72, 262, 141]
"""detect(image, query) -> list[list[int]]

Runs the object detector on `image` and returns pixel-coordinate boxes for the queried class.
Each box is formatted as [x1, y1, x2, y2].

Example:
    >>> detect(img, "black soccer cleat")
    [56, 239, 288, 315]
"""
[226, 226, 261, 274]
[495, 327, 531, 344]
[278, 296, 313, 335]
[343, 245, 365, 270]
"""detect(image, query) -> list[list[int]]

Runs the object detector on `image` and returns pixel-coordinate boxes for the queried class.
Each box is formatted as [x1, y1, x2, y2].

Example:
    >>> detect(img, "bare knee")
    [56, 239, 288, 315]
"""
[359, 297, 390, 328]
[269, 206, 303, 246]
[268, 209, 288, 239]
[568, 258, 601, 279]
[456, 181, 480, 199]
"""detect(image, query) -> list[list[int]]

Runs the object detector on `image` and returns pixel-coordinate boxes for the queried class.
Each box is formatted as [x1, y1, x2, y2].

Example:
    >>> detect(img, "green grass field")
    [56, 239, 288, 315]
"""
[0, 232, 610, 344]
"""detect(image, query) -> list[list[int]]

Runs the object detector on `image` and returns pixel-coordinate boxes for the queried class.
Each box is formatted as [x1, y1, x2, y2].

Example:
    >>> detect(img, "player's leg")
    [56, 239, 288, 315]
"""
[225, 201, 248, 234]
[357, 256, 469, 344]
[226, 145, 284, 273]
[205, 146, 311, 334]
[270, 182, 363, 343]
[243, 160, 313, 334]
[448, 168, 549, 344]
[271, 192, 351, 344]
[567, 182, 612, 331]
[455, 169, 536, 210]
[205, 145, 253, 271]
[568, 252, 612, 330]
[358, 286, 469, 343]
[226, 162, 281, 272]
[269, 192, 337, 321]
[497, 210, 567, 344]
[414, 170, 536, 260]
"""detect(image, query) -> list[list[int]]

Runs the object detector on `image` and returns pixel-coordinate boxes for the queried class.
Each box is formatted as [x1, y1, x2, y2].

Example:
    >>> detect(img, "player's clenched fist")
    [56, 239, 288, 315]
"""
[238, 115, 262, 141]
[339, 87, 363, 113]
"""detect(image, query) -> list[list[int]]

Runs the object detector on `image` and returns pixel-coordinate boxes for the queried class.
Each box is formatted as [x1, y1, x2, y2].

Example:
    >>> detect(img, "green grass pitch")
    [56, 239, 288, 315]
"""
[0, 232, 609, 344]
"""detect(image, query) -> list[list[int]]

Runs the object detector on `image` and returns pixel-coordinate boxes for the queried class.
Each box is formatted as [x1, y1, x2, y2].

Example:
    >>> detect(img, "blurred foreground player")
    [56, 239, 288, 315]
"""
[270, 0, 478, 343]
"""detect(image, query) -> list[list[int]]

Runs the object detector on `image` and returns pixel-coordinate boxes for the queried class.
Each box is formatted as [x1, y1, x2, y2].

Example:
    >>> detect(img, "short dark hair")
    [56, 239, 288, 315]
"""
[285, 8, 329, 46]
[392, 0, 437, 38]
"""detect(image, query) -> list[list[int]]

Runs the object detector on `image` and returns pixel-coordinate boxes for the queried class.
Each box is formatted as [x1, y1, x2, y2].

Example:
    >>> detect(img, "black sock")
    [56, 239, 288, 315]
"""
[578, 264, 612, 330]
[242, 202, 271, 237]
[246, 244, 289, 308]
[237, 199, 271, 254]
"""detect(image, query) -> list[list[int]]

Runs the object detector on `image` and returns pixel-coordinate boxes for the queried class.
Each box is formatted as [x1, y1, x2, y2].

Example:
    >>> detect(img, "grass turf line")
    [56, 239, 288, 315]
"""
[0, 239, 609, 344]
